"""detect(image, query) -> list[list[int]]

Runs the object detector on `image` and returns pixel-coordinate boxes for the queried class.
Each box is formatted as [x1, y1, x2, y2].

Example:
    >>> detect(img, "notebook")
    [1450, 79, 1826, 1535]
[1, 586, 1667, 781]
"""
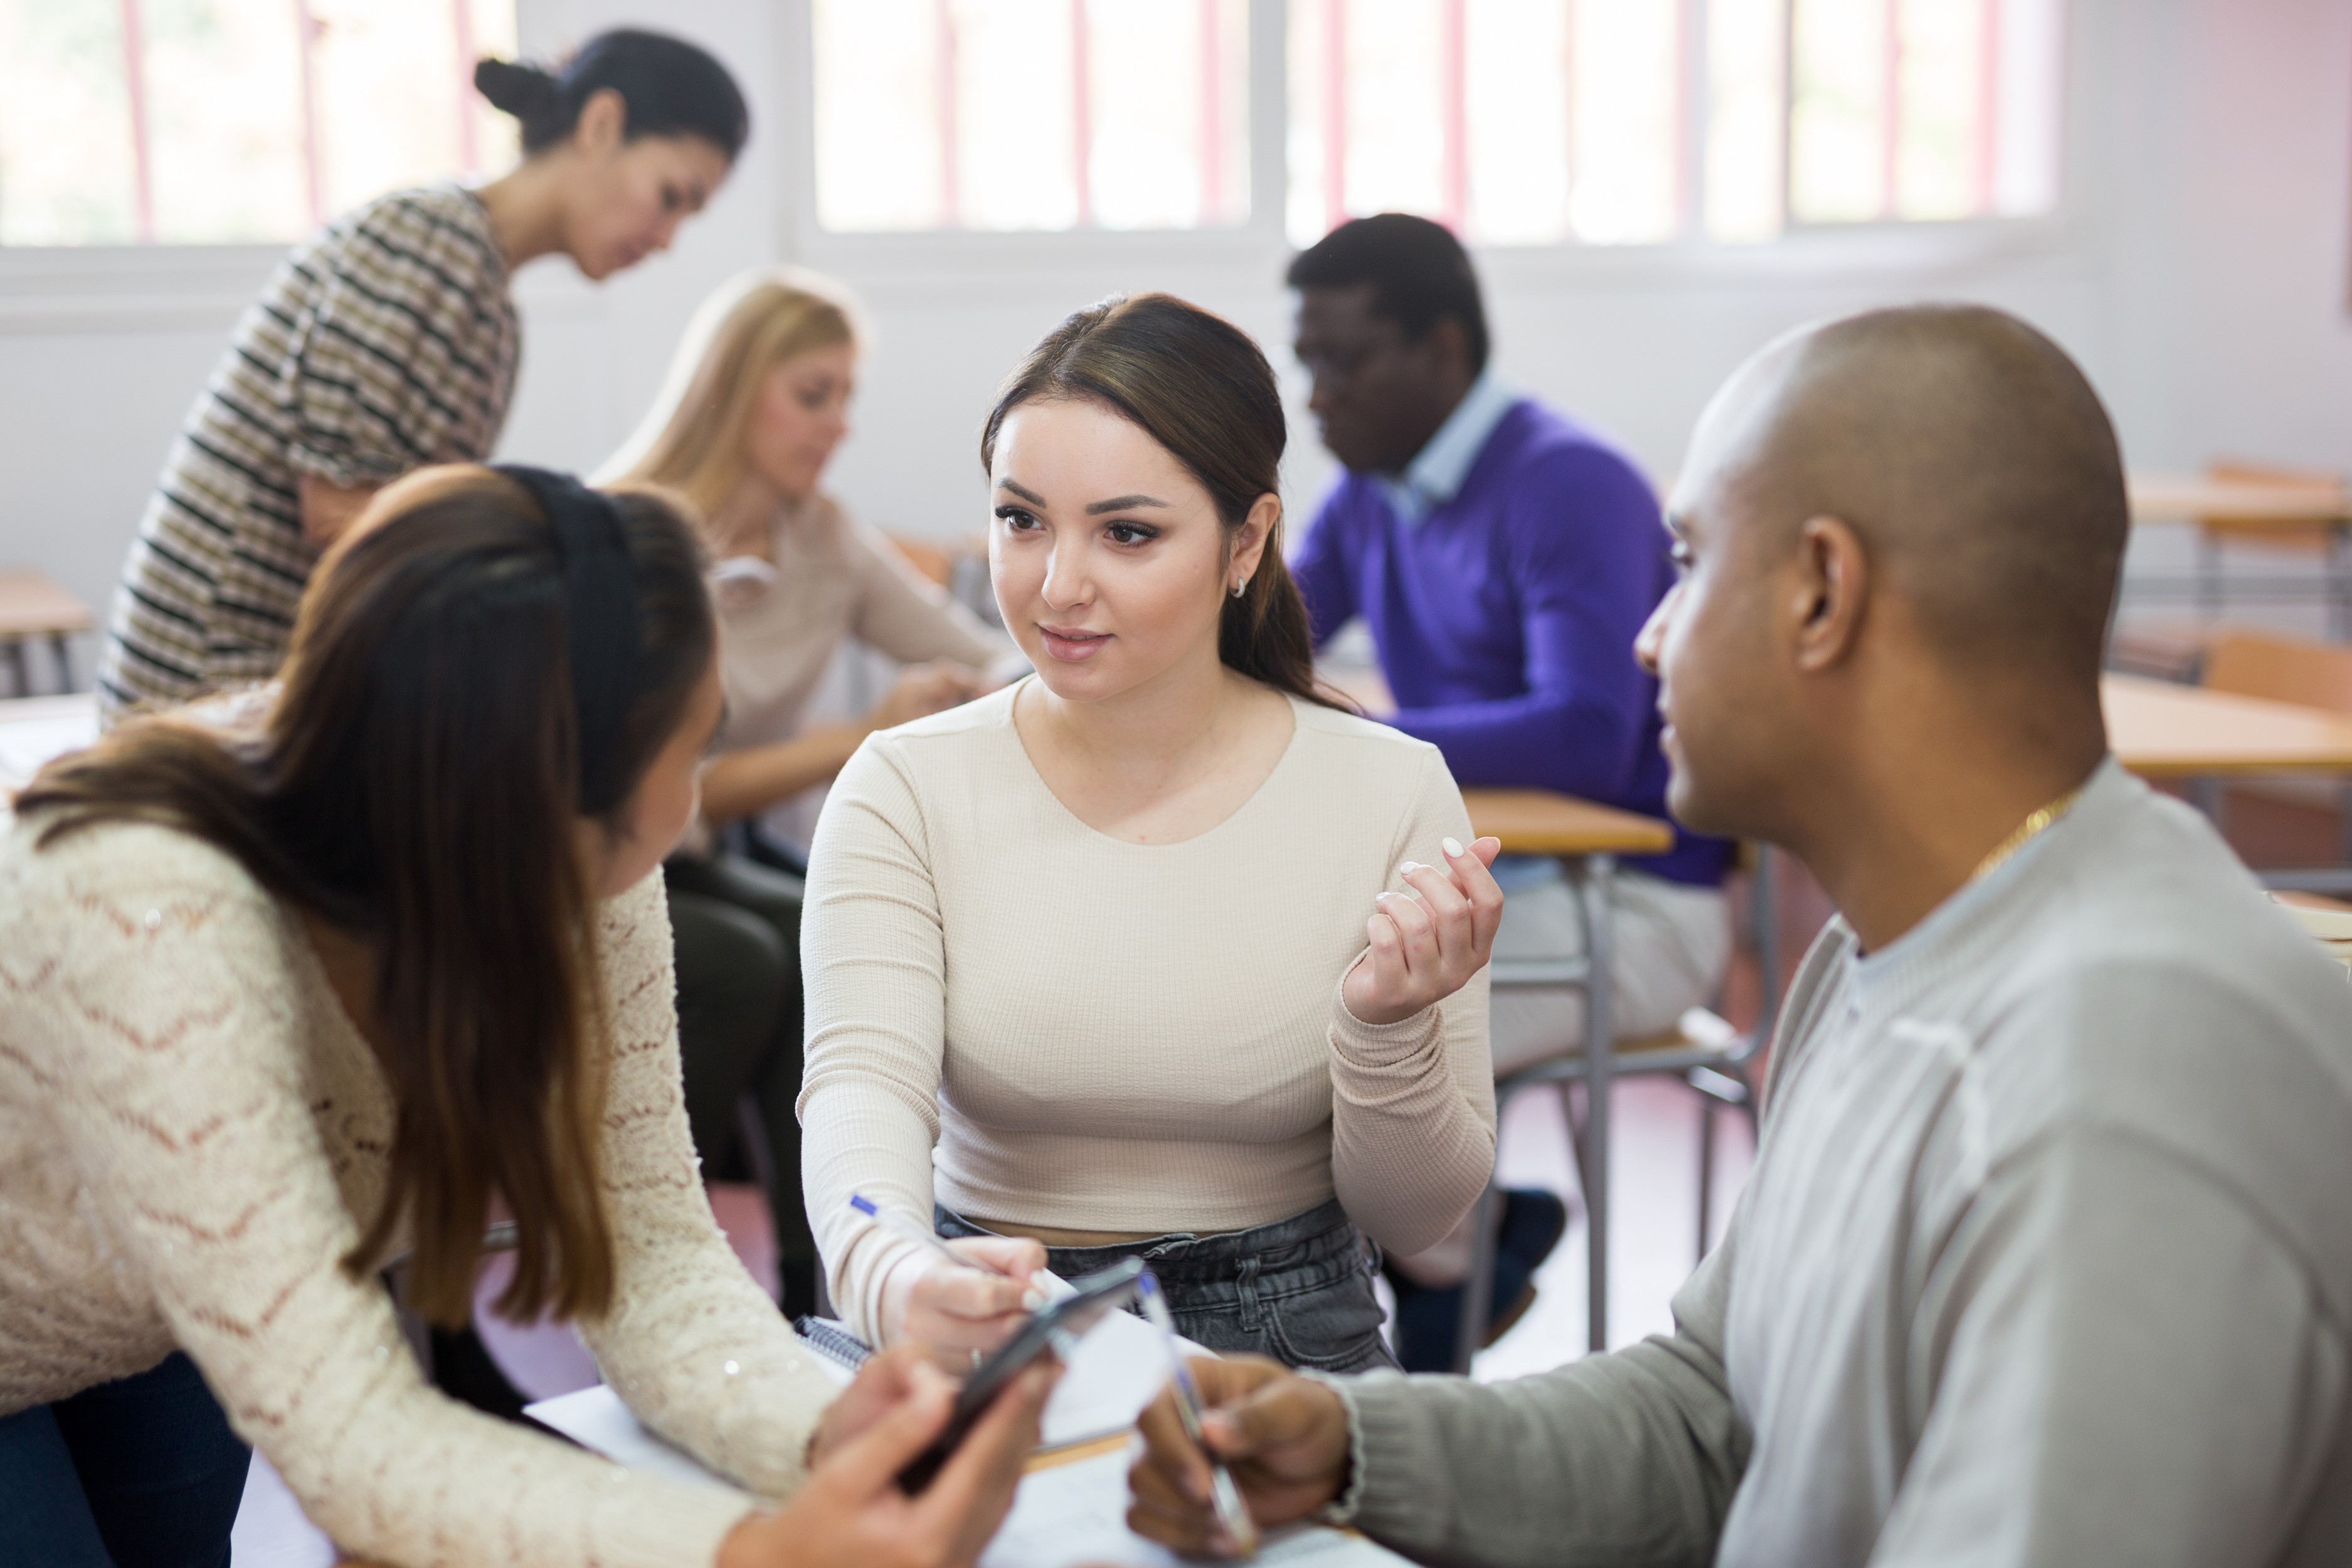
[523, 1309, 1409, 1567]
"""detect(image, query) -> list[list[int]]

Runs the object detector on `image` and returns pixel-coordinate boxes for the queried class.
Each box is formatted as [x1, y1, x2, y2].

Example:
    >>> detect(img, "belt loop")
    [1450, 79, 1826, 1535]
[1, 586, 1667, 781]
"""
[1236, 1254, 1263, 1331]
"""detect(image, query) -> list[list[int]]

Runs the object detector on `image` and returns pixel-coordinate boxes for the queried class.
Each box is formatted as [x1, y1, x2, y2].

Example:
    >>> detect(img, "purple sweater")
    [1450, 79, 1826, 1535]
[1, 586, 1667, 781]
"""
[1293, 398, 1729, 887]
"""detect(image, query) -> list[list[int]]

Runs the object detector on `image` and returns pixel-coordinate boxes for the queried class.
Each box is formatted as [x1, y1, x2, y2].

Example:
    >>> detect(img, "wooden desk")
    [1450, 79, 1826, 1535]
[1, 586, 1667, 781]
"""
[2129, 475, 2352, 531]
[2104, 673, 2352, 778]
[2126, 475, 2352, 635]
[0, 569, 95, 695]
[1463, 788, 1677, 857]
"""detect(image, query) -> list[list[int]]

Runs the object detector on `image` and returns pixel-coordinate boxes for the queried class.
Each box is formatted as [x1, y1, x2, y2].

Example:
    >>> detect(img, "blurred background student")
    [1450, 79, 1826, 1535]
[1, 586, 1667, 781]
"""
[96, 29, 748, 719]
[1285, 216, 1735, 1369]
[606, 267, 1009, 1315]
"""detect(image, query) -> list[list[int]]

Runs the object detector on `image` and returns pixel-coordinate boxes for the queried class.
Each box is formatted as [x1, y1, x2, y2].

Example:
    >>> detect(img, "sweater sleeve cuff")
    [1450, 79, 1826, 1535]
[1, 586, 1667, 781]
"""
[1303, 1369, 1427, 1540]
[1328, 960, 1442, 1066]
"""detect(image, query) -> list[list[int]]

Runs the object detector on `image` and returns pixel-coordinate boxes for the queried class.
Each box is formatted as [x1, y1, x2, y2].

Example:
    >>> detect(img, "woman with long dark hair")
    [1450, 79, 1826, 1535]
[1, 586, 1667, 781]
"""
[800, 295, 1505, 1373]
[1, 469, 1050, 1568]
[98, 28, 748, 719]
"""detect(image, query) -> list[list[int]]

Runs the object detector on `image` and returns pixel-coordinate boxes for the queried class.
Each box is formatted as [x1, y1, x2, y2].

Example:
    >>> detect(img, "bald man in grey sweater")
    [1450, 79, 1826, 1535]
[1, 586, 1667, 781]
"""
[1123, 305, 2352, 1567]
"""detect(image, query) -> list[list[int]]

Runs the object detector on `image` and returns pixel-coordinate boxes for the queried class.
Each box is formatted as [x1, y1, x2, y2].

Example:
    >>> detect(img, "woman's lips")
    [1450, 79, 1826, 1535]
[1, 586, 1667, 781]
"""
[1037, 625, 1111, 662]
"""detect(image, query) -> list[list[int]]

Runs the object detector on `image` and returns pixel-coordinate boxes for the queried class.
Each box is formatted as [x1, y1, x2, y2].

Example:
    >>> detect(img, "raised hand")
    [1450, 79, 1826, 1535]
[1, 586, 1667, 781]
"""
[1341, 834, 1504, 1027]
[1126, 1354, 1353, 1558]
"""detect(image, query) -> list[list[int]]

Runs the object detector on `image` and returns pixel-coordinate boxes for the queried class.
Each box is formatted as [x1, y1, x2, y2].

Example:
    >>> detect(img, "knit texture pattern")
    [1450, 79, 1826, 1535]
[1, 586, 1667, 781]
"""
[799, 686, 1498, 1344]
[0, 816, 837, 1567]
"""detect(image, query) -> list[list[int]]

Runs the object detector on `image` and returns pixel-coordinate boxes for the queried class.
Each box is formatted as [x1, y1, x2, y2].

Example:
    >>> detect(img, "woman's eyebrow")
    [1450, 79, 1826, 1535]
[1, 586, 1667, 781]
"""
[995, 478, 1048, 506]
[1085, 494, 1172, 514]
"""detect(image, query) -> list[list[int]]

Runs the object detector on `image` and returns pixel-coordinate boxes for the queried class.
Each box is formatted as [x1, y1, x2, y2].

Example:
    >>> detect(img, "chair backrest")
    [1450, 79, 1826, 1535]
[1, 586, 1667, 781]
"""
[2197, 460, 2348, 548]
[2201, 628, 2352, 715]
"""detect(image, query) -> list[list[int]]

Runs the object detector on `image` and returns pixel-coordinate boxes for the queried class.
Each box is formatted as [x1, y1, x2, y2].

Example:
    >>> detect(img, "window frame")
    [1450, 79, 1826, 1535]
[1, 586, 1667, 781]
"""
[777, 0, 2078, 289]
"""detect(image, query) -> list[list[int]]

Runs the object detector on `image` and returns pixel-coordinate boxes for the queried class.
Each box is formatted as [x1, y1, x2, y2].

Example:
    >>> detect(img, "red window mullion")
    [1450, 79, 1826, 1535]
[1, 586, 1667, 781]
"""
[1879, 0, 1902, 218]
[294, 0, 326, 228]
[1197, 0, 1223, 225]
[119, 0, 156, 243]
[1439, 0, 1467, 233]
[1071, 0, 1092, 226]
[452, 0, 479, 174]
[936, 0, 960, 228]
[1974, 0, 2002, 213]
[1323, 0, 1348, 235]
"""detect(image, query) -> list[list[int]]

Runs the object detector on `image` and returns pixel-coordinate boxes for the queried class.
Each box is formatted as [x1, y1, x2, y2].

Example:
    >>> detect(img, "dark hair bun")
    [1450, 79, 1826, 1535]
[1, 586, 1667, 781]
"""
[474, 58, 561, 122]
[470, 31, 748, 161]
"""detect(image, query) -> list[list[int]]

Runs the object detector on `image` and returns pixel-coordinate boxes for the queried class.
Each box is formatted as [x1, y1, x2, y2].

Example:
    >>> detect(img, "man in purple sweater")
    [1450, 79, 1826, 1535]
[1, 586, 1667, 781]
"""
[1287, 216, 1733, 1365]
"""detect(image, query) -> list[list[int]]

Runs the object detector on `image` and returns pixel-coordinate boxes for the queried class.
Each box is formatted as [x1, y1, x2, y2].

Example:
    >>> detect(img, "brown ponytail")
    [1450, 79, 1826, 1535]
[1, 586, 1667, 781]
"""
[981, 293, 1352, 711]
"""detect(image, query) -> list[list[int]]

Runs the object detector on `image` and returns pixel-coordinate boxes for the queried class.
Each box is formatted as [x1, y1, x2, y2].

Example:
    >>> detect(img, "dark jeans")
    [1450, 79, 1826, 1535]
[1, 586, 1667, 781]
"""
[937, 1197, 1399, 1374]
[664, 850, 815, 1298]
[0, 1352, 248, 1568]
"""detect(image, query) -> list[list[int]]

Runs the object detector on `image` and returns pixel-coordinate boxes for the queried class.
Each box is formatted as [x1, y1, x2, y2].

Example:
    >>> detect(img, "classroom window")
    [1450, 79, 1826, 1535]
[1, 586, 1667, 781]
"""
[0, 0, 518, 248]
[1286, 0, 2063, 248]
[812, 0, 1253, 233]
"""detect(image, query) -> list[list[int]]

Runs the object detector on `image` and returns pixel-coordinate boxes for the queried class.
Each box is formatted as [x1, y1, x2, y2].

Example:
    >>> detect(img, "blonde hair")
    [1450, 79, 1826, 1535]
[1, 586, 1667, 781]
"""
[598, 267, 862, 521]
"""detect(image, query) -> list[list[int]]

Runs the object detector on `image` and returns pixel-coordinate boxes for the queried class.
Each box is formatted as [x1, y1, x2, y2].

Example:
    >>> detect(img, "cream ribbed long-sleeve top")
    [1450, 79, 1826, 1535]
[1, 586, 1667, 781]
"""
[0, 817, 839, 1568]
[798, 684, 1496, 1344]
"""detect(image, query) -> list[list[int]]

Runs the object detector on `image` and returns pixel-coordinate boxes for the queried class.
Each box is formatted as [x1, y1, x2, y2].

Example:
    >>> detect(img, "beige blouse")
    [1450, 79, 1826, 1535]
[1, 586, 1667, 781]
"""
[798, 683, 1498, 1345]
[711, 494, 1005, 753]
[0, 817, 838, 1567]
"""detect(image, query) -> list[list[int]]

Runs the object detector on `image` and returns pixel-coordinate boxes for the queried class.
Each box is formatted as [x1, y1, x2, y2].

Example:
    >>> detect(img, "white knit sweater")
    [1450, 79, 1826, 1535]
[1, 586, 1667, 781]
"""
[0, 815, 838, 1567]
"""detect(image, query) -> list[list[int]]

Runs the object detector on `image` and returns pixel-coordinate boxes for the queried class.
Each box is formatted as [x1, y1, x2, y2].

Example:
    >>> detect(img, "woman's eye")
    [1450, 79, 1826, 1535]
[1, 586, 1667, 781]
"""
[662, 185, 683, 212]
[1104, 522, 1157, 546]
[993, 505, 1041, 532]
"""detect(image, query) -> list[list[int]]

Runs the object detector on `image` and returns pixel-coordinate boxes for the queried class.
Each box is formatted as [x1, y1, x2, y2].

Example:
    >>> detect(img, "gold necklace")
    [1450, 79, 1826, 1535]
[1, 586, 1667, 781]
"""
[1968, 786, 2085, 886]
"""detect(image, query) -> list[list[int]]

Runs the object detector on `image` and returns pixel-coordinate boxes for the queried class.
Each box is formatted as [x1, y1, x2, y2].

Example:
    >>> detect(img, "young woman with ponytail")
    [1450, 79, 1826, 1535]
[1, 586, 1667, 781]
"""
[3, 470, 1053, 1568]
[798, 294, 1507, 1372]
[99, 28, 747, 718]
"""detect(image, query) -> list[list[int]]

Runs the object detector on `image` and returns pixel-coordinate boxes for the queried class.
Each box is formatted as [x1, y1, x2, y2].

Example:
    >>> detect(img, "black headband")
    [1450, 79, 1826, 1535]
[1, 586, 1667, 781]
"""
[496, 465, 643, 815]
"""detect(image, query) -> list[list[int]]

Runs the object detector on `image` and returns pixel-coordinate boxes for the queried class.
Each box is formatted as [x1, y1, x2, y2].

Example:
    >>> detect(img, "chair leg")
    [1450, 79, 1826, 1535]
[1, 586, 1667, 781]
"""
[1450, 1184, 1499, 1374]
[1695, 1096, 1717, 1266]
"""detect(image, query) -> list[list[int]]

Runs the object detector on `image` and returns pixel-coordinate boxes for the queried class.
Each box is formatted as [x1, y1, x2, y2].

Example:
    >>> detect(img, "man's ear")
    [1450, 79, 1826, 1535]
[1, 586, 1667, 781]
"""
[1789, 514, 1870, 674]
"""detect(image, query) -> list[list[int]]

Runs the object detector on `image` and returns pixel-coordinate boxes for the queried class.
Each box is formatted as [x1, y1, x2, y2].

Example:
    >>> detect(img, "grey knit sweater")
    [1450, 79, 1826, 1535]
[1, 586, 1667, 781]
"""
[1328, 759, 2352, 1567]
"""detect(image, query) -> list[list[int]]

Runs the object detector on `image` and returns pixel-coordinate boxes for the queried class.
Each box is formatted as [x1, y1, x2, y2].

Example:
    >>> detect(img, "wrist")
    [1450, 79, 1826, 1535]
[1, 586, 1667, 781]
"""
[715, 1507, 778, 1568]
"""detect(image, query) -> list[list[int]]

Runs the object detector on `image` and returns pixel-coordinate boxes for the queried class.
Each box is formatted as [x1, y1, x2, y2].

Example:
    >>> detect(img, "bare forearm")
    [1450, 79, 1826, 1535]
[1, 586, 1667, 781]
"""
[701, 726, 869, 825]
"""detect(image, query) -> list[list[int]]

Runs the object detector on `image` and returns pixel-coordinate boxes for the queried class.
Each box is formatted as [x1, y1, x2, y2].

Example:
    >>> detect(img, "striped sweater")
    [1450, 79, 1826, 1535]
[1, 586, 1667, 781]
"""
[98, 184, 519, 717]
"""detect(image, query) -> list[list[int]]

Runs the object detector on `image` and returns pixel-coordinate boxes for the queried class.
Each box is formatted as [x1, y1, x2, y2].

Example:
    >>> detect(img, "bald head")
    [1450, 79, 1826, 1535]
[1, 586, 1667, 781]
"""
[1698, 304, 2127, 688]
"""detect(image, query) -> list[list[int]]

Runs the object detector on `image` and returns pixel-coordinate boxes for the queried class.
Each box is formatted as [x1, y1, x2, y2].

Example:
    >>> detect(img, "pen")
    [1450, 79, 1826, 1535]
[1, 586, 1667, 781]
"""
[847, 1194, 1064, 1308]
[1137, 1271, 1260, 1559]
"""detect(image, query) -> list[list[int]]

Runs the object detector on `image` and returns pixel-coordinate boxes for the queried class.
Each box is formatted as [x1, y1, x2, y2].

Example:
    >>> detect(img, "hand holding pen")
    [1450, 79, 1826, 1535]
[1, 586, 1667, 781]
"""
[1137, 1273, 1260, 1559]
[850, 1194, 1062, 1360]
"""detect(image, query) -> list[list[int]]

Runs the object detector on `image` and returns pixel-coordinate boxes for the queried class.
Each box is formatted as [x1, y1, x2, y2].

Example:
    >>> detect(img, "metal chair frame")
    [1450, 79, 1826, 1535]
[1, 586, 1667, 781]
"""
[1450, 846, 1783, 1372]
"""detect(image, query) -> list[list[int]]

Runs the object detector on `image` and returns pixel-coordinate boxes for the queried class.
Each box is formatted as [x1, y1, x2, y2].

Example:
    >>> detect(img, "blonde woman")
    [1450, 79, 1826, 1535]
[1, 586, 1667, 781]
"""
[603, 269, 1009, 1315]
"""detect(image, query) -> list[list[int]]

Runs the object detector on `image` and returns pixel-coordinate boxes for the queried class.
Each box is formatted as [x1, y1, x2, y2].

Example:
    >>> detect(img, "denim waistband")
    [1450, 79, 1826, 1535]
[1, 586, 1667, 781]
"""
[934, 1197, 1372, 1293]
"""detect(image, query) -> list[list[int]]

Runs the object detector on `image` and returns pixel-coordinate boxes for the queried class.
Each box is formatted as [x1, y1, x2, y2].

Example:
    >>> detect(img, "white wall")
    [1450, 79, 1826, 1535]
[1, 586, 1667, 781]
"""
[3, 0, 2348, 681]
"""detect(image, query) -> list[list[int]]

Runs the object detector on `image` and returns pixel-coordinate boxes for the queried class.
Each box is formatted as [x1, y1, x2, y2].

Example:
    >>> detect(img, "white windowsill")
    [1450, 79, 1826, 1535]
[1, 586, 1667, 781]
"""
[0, 243, 603, 336]
[788, 209, 2080, 299]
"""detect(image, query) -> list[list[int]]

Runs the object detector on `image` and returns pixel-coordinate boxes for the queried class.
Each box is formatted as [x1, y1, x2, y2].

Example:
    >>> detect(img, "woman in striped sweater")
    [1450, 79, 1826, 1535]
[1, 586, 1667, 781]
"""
[97, 28, 744, 718]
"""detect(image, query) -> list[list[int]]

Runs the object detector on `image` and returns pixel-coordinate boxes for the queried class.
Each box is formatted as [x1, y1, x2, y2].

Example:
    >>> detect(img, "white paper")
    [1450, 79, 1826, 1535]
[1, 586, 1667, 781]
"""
[982, 1448, 1407, 1568]
[0, 694, 97, 792]
[526, 1304, 1204, 1480]
[527, 1384, 738, 1491]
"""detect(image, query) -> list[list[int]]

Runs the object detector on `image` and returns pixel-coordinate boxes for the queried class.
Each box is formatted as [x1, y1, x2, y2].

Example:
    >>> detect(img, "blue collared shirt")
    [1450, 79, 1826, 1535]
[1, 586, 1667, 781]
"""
[1375, 369, 1520, 527]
